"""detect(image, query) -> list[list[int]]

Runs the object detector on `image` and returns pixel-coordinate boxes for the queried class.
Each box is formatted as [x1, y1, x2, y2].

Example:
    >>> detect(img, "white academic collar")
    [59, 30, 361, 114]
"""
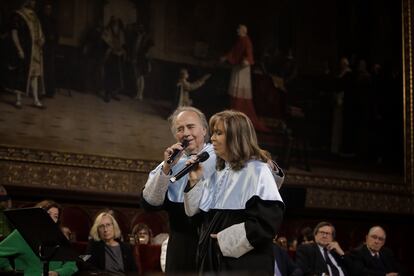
[367, 247, 380, 257]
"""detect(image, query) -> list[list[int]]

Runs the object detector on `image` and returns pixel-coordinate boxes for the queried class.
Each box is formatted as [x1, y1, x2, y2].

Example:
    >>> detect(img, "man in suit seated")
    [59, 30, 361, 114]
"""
[350, 226, 403, 276]
[295, 221, 353, 276]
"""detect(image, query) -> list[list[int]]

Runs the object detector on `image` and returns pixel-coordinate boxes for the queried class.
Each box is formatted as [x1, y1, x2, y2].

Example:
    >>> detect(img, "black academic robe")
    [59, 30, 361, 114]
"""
[7, 12, 32, 92]
[349, 244, 404, 276]
[198, 196, 284, 276]
[140, 196, 201, 273]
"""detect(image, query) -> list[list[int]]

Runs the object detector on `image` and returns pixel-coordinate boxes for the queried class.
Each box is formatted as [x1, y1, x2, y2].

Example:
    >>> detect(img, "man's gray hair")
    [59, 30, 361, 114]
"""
[168, 106, 210, 142]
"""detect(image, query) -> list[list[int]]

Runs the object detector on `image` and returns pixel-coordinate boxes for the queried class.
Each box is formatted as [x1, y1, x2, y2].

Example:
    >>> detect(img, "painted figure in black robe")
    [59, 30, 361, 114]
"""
[8, 0, 45, 108]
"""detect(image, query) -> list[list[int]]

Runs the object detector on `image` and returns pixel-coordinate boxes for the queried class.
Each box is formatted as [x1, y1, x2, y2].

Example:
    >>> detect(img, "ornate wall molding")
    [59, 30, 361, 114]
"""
[306, 187, 414, 214]
[1, 147, 412, 213]
[0, 145, 158, 172]
[1, 145, 407, 193]
[0, 161, 147, 195]
[286, 172, 408, 195]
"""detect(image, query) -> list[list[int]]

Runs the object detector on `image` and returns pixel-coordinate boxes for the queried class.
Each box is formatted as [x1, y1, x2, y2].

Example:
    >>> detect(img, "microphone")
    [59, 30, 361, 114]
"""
[166, 140, 189, 164]
[170, 152, 210, 183]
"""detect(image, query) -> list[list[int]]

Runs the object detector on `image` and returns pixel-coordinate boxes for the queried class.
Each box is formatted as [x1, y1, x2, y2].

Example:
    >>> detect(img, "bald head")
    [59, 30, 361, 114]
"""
[366, 226, 386, 253]
[368, 226, 386, 237]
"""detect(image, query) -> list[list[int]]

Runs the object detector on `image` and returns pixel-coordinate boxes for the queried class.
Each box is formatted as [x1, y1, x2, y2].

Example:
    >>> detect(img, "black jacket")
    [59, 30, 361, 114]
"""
[84, 239, 137, 273]
[295, 243, 352, 276]
[349, 244, 404, 276]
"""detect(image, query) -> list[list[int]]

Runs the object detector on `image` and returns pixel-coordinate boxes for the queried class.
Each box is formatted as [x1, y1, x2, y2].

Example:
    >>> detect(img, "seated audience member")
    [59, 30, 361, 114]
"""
[287, 238, 298, 260]
[0, 185, 12, 239]
[298, 226, 314, 245]
[350, 226, 404, 276]
[276, 235, 288, 250]
[273, 239, 303, 276]
[0, 200, 78, 275]
[288, 238, 298, 252]
[132, 223, 153, 245]
[85, 212, 137, 274]
[296, 221, 353, 276]
[132, 224, 164, 274]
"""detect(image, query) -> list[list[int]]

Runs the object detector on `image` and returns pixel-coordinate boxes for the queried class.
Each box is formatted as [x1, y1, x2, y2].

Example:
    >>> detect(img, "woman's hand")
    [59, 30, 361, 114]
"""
[187, 155, 203, 187]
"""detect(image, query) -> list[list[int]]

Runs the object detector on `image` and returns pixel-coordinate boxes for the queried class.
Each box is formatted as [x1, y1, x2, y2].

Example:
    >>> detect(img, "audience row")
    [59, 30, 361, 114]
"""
[0, 200, 166, 275]
[0, 199, 406, 275]
[273, 221, 404, 276]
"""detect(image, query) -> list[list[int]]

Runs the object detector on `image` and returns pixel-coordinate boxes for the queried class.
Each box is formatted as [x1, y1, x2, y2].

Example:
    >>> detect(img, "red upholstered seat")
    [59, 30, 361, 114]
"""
[60, 206, 92, 242]
[133, 244, 162, 275]
[71, 240, 88, 255]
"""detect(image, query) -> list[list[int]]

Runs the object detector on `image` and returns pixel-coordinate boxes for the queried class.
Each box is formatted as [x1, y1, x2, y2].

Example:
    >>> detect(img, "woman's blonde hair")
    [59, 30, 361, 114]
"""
[89, 212, 122, 241]
[209, 110, 270, 171]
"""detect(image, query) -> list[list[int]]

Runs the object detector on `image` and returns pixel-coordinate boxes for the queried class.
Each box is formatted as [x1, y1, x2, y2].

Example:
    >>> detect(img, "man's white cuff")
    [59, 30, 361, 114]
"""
[142, 170, 170, 206]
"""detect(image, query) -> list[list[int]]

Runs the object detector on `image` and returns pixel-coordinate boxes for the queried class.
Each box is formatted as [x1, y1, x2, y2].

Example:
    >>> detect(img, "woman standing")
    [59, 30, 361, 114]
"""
[85, 212, 137, 274]
[184, 110, 284, 275]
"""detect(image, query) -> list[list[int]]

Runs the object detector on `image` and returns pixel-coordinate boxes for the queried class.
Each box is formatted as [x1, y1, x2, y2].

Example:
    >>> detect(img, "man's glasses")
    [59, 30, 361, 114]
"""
[317, 230, 333, 236]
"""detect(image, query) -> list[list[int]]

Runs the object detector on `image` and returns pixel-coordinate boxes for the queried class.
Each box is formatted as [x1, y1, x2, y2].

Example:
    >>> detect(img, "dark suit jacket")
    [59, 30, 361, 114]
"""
[84, 239, 137, 272]
[295, 243, 352, 276]
[349, 244, 404, 276]
[273, 244, 302, 276]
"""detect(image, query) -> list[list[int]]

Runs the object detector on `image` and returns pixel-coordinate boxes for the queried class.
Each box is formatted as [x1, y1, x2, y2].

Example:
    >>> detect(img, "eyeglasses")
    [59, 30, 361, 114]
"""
[369, 234, 385, 242]
[98, 223, 113, 230]
[317, 230, 333, 236]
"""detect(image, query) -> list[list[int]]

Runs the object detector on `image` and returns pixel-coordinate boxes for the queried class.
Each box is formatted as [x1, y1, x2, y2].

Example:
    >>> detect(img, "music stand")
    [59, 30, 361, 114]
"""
[4, 207, 78, 275]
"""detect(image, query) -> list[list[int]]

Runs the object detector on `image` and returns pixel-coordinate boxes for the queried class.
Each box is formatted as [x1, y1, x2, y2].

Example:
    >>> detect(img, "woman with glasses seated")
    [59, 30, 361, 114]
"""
[84, 211, 137, 273]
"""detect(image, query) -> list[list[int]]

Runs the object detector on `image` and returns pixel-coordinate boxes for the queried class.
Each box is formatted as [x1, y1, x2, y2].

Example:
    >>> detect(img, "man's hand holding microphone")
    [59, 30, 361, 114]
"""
[162, 140, 189, 175]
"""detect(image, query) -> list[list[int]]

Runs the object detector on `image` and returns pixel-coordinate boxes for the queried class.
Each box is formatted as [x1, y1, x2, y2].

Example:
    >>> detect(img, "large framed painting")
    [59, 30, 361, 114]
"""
[0, 0, 412, 213]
